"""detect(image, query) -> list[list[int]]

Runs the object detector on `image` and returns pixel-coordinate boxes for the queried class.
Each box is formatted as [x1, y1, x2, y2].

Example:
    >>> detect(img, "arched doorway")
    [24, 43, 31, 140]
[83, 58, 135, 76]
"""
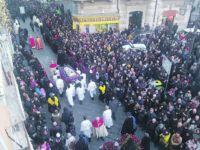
[129, 11, 143, 29]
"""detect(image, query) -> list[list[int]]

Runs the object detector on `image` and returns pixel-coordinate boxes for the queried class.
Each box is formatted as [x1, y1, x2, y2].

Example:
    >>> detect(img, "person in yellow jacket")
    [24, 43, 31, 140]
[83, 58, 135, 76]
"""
[159, 129, 171, 148]
[99, 82, 106, 102]
[48, 93, 60, 113]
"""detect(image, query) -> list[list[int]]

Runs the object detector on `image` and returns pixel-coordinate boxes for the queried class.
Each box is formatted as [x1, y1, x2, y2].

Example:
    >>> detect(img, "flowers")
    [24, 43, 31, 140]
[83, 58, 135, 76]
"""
[100, 134, 143, 150]
[100, 141, 119, 150]
[118, 134, 143, 150]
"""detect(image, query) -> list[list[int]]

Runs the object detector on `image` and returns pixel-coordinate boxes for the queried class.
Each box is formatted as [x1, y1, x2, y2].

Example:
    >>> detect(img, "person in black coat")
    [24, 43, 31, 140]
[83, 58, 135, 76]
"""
[61, 107, 74, 129]
[50, 122, 62, 137]
[141, 132, 151, 150]
[121, 112, 137, 135]
[57, 50, 65, 66]
[75, 133, 89, 150]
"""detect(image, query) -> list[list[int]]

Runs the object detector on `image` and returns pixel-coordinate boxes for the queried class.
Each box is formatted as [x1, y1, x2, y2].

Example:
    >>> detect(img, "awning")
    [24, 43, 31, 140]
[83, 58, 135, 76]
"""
[162, 10, 176, 17]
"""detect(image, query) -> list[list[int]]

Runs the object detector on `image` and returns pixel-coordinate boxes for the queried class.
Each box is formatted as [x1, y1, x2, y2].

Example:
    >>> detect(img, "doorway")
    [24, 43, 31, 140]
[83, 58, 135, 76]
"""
[129, 11, 143, 29]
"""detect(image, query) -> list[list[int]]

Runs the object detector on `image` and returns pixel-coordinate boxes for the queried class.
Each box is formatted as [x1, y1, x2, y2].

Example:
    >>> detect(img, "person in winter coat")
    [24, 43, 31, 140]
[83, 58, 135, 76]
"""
[51, 109, 61, 126]
[48, 93, 60, 113]
[159, 129, 171, 149]
[121, 112, 137, 135]
[109, 97, 118, 121]
[141, 132, 150, 150]
[75, 133, 89, 150]
[65, 133, 76, 150]
[169, 132, 182, 150]
[61, 107, 74, 128]
[99, 81, 106, 102]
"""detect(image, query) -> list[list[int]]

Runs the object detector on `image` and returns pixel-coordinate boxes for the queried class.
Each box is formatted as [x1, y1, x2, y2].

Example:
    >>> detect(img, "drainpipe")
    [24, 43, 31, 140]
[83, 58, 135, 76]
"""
[117, 0, 119, 13]
[153, 0, 158, 27]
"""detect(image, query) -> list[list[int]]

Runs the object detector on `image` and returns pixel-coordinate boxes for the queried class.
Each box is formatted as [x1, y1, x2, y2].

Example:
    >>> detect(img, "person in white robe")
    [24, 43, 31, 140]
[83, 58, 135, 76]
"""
[76, 83, 85, 104]
[53, 72, 58, 83]
[14, 19, 19, 34]
[55, 67, 60, 77]
[80, 116, 92, 142]
[70, 82, 76, 98]
[56, 76, 64, 96]
[76, 67, 81, 75]
[103, 106, 113, 128]
[66, 84, 74, 107]
[81, 73, 87, 90]
[87, 79, 97, 100]
[33, 15, 37, 24]
[65, 133, 76, 150]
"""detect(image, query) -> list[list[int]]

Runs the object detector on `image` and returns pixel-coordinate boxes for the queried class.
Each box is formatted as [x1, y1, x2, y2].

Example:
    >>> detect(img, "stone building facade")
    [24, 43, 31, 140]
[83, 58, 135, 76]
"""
[0, 31, 33, 150]
[71, 0, 192, 32]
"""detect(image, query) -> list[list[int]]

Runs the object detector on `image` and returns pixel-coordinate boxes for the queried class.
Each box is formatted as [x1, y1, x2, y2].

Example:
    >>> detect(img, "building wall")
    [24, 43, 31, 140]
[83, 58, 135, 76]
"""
[74, 0, 192, 31]
[0, 31, 33, 150]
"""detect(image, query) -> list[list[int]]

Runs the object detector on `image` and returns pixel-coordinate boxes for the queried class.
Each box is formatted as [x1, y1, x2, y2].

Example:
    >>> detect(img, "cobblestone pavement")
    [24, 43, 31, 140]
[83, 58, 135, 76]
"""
[19, 17, 159, 150]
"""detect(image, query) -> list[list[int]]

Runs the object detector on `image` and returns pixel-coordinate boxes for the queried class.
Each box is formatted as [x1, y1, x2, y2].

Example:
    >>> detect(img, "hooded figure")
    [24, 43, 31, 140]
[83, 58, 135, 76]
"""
[57, 50, 65, 66]
[75, 132, 89, 150]
[141, 132, 151, 150]
[121, 112, 137, 135]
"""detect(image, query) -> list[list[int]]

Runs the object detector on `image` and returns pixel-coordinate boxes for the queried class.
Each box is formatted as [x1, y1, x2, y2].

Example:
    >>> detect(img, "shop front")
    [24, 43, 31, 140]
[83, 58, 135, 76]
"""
[72, 14, 120, 33]
[162, 10, 177, 25]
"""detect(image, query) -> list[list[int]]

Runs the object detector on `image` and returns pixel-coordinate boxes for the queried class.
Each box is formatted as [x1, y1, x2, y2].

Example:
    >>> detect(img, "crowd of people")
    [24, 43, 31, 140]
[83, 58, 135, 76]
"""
[6, 0, 200, 149]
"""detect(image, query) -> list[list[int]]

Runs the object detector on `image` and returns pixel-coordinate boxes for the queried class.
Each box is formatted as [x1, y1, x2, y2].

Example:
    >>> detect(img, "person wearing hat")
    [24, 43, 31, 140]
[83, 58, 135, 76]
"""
[92, 117, 108, 141]
[65, 133, 76, 150]
[55, 133, 63, 150]
[80, 116, 93, 142]
[159, 129, 171, 148]
[48, 93, 60, 113]
[121, 112, 137, 135]
[49, 61, 57, 76]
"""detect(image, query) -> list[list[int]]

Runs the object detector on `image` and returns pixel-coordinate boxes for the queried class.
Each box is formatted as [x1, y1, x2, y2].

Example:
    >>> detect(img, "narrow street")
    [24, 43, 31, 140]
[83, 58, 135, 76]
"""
[19, 18, 159, 150]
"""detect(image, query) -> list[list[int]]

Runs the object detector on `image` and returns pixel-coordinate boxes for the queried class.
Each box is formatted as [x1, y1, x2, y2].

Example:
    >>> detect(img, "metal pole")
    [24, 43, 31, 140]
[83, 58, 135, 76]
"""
[117, 0, 119, 14]
[153, 0, 158, 26]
